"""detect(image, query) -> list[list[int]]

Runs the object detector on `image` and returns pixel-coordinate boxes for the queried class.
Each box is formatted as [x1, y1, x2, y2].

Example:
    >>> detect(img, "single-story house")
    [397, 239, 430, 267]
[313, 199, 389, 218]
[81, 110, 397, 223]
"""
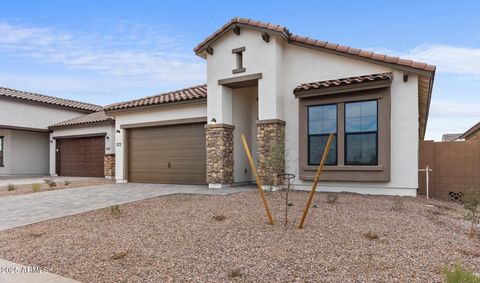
[49, 111, 116, 178]
[459, 121, 480, 141]
[0, 87, 102, 176]
[104, 17, 436, 196]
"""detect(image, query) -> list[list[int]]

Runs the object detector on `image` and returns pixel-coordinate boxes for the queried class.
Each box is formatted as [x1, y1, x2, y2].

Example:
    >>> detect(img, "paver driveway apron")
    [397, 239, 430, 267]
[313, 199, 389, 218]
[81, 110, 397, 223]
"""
[0, 183, 250, 231]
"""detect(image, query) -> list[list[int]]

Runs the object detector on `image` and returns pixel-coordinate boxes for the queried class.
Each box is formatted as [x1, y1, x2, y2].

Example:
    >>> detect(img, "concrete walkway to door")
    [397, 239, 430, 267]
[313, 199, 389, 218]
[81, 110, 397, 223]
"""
[0, 183, 251, 231]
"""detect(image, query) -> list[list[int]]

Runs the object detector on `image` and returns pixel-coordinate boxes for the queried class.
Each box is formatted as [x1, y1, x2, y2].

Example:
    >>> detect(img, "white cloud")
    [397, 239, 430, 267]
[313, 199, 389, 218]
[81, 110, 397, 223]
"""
[0, 21, 205, 82]
[429, 99, 480, 118]
[404, 44, 480, 77]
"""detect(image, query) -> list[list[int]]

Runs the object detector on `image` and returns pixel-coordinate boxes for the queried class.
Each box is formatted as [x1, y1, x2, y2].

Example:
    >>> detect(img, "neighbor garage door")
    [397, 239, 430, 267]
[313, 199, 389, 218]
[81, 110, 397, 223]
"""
[57, 136, 105, 177]
[128, 123, 206, 184]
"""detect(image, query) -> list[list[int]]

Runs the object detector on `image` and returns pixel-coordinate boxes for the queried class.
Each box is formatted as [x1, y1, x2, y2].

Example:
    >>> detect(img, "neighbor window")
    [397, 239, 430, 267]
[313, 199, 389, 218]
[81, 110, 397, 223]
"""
[345, 100, 378, 165]
[0, 136, 3, 167]
[308, 104, 337, 165]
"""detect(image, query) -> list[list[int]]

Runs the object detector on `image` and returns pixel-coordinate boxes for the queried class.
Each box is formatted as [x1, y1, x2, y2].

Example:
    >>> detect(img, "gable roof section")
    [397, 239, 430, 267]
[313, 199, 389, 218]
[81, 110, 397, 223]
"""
[49, 111, 113, 128]
[194, 17, 436, 75]
[0, 86, 102, 112]
[294, 72, 393, 95]
[104, 84, 207, 112]
[459, 121, 480, 139]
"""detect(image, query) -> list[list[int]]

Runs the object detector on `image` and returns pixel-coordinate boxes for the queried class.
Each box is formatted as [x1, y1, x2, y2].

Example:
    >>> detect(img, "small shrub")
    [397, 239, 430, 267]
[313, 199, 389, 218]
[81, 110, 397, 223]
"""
[212, 215, 226, 221]
[28, 231, 45, 238]
[110, 204, 122, 217]
[64, 179, 71, 186]
[228, 268, 242, 278]
[463, 191, 480, 234]
[43, 178, 56, 189]
[7, 184, 16, 191]
[111, 251, 128, 260]
[442, 262, 480, 283]
[363, 231, 379, 241]
[391, 196, 404, 211]
[31, 183, 41, 193]
[326, 193, 337, 204]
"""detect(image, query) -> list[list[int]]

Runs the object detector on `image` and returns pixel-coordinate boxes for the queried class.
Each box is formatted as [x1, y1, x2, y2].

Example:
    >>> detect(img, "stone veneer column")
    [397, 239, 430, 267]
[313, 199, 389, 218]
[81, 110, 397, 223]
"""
[257, 119, 286, 185]
[205, 124, 235, 187]
[104, 154, 116, 179]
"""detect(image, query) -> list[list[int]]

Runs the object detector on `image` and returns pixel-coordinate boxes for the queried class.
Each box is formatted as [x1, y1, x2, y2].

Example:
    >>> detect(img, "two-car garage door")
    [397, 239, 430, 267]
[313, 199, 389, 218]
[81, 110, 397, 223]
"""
[127, 123, 206, 185]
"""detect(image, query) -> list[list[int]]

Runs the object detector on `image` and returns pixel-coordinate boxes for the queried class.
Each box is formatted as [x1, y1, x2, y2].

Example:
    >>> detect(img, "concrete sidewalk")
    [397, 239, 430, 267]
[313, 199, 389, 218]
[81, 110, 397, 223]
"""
[0, 183, 251, 231]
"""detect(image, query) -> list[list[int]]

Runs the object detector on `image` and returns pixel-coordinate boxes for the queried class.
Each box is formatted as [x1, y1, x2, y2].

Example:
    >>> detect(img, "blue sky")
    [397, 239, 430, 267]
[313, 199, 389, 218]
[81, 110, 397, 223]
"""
[0, 0, 479, 140]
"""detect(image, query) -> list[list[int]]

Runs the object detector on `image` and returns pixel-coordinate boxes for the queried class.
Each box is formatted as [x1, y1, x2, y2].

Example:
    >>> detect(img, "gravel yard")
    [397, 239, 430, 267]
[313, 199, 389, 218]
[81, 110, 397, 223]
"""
[0, 178, 114, 198]
[0, 190, 478, 282]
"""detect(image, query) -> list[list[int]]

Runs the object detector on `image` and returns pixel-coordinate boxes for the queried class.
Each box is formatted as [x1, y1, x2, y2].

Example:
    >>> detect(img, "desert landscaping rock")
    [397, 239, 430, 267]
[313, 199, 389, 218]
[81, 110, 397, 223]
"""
[0, 191, 478, 282]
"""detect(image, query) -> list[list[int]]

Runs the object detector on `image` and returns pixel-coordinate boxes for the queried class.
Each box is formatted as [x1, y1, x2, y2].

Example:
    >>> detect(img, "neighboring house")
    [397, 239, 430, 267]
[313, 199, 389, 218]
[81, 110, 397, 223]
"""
[105, 17, 436, 196]
[459, 121, 480, 141]
[49, 111, 115, 178]
[442, 133, 463, 142]
[0, 87, 101, 176]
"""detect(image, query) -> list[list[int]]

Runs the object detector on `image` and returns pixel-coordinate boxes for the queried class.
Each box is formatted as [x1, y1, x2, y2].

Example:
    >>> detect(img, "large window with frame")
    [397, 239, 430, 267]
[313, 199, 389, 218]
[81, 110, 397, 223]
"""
[0, 136, 3, 167]
[308, 104, 337, 165]
[345, 100, 378, 165]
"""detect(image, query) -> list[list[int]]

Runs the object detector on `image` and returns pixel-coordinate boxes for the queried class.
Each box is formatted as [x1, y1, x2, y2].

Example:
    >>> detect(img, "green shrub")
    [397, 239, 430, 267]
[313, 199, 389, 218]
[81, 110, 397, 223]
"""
[464, 190, 480, 234]
[443, 262, 480, 283]
[31, 183, 41, 193]
[326, 193, 337, 204]
[110, 204, 122, 217]
[7, 184, 16, 191]
[43, 178, 56, 189]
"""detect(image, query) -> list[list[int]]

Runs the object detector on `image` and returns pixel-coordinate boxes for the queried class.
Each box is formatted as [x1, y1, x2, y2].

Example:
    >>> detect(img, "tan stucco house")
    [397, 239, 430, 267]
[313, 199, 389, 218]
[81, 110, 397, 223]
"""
[0, 87, 105, 176]
[103, 17, 436, 196]
[459, 122, 480, 141]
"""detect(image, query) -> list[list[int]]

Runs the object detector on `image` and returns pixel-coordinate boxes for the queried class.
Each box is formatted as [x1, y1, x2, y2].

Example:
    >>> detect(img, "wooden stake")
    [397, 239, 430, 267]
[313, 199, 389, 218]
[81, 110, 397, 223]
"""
[298, 133, 334, 229]
[241, 134, 275, 225]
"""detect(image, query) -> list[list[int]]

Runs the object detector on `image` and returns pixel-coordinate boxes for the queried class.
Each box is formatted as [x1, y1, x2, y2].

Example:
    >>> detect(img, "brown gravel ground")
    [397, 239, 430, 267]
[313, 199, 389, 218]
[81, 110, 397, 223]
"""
[0, 190, 478, 282]
[0, 178, 114, 198]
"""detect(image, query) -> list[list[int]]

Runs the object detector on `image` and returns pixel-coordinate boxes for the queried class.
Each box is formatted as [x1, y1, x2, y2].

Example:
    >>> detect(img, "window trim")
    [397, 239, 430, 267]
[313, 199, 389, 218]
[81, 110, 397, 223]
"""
[344, 100, 379, 166]
[307, 103, 338, 166]
[298, 87, 391, 182]
[0, 136, 4, 167]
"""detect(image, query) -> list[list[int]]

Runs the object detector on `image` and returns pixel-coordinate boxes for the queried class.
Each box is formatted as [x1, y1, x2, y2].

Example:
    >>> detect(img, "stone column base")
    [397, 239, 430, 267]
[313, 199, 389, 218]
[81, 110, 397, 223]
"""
[257, 119, 286, 186]
[205, 124, 234, 186]
[104, 154, 115, 179]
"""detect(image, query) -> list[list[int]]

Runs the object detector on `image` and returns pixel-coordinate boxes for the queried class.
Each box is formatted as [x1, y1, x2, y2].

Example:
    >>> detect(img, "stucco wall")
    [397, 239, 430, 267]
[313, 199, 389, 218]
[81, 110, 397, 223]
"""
[49, 123, 116, 176]
[0, 98, 87, 130]
[205, 29, 420, 195]
[112, 103, 207, 183]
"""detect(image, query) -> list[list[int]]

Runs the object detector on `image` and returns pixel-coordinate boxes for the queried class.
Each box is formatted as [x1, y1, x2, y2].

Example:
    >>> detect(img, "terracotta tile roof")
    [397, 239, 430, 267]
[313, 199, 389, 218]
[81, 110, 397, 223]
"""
[0, 86, 102, 112]
[104, 84, 207, 112]
[293, 72, 393, 94]
[49, 111, 113, 128]
[459, 121, 480, 139]
[194, 17, 436, 73]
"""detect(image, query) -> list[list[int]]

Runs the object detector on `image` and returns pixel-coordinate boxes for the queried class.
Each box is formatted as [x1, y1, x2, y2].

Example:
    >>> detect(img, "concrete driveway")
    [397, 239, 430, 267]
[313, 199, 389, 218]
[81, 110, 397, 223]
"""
[0, 183, 251, 231]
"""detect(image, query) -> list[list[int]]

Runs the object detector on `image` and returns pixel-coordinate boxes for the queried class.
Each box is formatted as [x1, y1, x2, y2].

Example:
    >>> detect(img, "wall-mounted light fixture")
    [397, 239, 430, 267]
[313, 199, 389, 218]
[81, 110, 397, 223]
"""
[50, 140, 54, 143]
[211, 118, 217, 124]
[116, 129, 121, 133]
[105, 136, 110, 140]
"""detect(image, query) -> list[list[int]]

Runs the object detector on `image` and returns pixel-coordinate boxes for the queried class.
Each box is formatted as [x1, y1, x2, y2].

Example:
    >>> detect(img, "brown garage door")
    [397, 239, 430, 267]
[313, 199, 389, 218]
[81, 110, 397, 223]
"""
[57, 136, 105, 177]
[128, 123, 206, 184]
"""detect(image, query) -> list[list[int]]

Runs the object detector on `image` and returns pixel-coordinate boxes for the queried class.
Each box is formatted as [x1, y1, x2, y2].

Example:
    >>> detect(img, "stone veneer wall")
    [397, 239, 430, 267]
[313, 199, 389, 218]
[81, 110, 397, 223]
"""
[257, 119, 286, 185]
[205, 124, 234, 185]
[104, 154, 115, 179]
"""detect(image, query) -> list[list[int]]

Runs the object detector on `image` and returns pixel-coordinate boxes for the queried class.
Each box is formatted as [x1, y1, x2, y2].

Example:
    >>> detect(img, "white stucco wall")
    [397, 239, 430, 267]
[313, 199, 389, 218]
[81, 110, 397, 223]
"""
[112, 103, 207, 183]
[0, 98, 88, 130]
[49, 123, 116, 176]
[205, 28, 420, 195]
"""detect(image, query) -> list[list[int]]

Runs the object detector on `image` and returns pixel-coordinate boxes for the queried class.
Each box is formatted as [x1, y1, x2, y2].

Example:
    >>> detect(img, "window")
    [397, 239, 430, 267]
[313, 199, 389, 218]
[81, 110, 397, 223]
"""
[232, 47, 246, 74]
[308, 104, 337, 165]
[345, 100, 378, 165]
[0, 136, 3, 167]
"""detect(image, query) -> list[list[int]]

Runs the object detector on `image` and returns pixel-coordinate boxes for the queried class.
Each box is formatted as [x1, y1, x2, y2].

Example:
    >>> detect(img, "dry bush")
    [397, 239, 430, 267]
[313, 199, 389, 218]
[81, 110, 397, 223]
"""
[212, 215, 226, 222]
[111, 251, 128, 260]
[363, 231, 379, 240]
[228, 268, 242, 278]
